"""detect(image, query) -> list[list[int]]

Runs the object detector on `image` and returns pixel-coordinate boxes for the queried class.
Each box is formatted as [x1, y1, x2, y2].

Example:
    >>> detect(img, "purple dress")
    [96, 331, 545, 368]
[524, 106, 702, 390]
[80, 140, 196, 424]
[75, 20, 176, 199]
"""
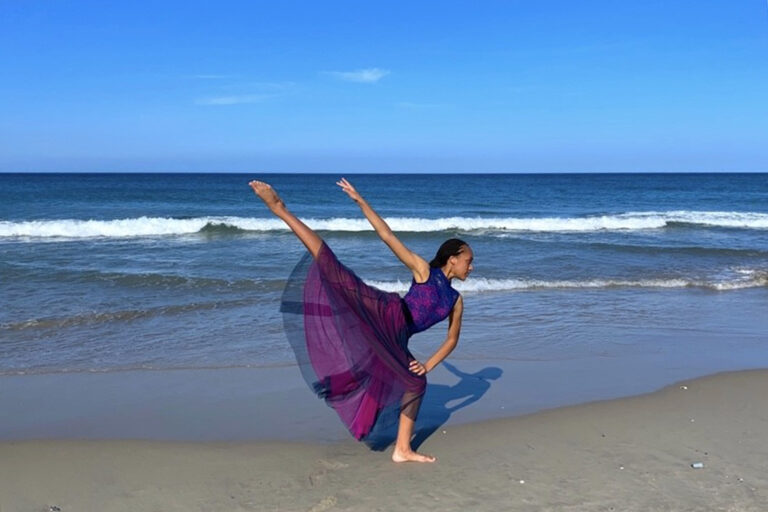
[280, 241, 460, 440]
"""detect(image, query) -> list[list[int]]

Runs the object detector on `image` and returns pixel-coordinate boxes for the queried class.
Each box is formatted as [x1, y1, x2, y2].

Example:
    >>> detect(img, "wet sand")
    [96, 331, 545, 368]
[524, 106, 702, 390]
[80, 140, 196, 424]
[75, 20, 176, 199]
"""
[2, 369, 767, 511]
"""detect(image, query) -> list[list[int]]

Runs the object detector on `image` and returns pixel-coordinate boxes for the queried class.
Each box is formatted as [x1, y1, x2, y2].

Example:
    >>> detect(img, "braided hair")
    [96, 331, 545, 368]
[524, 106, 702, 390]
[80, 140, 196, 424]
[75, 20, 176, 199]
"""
[429, 238, 469, 268]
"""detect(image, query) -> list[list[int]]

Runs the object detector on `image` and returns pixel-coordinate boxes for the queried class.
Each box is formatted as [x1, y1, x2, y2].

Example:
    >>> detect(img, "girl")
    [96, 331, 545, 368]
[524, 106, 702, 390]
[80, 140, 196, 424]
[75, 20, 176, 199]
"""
[250, 178, 472, 462]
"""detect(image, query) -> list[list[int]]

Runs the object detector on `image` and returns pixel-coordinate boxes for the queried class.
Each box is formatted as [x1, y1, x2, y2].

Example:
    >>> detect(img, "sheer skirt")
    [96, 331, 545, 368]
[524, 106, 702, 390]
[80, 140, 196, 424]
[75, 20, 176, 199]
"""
[280, 242, 425, 440]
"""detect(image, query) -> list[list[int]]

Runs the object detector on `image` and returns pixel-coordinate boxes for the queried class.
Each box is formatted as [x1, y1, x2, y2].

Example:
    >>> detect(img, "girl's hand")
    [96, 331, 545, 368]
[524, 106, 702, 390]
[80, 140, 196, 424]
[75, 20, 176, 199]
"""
[409, 360, 427, 376]
[336, 177, 363, 203]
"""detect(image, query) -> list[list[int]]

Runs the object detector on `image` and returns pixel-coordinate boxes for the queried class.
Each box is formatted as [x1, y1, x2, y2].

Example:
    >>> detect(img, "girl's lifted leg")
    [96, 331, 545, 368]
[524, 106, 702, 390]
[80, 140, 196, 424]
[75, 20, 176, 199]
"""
[249, 180, 323, 259]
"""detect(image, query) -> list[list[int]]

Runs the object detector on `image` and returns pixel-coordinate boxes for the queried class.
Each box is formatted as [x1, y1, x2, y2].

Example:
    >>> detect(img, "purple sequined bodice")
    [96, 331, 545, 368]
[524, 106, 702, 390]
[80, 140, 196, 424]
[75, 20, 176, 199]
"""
[402, 267, 460, 335]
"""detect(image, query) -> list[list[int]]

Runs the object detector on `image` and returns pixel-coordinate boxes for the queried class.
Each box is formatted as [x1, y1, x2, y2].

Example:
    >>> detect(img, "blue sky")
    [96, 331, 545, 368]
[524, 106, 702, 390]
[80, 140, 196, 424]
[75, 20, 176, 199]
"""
[1, 1, 767, 172]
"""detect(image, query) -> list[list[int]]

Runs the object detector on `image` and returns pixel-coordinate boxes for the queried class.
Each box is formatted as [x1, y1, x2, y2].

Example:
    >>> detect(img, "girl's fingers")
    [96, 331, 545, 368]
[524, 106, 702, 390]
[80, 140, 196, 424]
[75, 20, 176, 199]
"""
[409, 360, 425, 374]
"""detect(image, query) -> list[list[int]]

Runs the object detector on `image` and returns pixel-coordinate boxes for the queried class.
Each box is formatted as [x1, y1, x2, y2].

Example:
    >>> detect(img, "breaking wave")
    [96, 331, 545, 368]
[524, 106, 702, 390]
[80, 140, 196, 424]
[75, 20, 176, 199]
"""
[368, 271, 768, 293]
[2, 211, 768, 239]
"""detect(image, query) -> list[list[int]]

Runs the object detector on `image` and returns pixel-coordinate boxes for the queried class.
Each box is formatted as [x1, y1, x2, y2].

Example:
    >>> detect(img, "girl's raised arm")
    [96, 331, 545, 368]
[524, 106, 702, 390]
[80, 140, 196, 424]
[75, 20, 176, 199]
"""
[337, 177, 430, 282]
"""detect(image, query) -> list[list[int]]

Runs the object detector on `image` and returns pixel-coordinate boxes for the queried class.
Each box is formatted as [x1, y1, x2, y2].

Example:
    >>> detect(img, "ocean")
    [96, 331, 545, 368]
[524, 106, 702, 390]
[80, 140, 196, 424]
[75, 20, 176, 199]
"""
[1, 172, 767, 378]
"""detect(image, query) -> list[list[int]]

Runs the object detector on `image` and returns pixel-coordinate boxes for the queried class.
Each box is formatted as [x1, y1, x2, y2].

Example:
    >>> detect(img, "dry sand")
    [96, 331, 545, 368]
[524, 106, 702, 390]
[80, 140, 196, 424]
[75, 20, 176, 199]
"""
[2, 369, 767, 511]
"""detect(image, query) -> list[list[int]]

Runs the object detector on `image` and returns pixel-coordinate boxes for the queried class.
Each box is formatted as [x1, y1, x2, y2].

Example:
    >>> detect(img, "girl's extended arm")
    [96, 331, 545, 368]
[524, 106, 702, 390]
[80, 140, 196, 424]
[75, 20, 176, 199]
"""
[337, 177, 429, 280]
[410, 295, 463, 375]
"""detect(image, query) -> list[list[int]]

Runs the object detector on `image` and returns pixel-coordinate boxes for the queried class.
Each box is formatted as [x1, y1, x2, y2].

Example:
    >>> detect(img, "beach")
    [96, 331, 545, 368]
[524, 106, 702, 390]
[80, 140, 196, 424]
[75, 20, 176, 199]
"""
[2, 369, 767, 511]
[2, 173, 767, 510]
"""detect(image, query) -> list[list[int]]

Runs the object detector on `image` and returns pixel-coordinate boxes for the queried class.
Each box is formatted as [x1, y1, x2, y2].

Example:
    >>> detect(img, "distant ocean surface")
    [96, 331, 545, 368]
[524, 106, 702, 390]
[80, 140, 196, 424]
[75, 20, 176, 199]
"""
[2, 173, 767, 376]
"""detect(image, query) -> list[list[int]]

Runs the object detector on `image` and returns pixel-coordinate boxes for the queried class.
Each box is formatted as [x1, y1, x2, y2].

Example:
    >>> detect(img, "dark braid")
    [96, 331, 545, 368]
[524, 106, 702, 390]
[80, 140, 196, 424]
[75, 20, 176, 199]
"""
[429, 238, 468, 268]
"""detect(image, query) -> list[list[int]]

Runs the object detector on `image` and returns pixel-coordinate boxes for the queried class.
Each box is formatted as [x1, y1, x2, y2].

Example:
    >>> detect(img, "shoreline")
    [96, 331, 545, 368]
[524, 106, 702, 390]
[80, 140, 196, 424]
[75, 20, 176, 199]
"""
[2, 369, 767, 510]
[3, 355, 768, 443]
[2, 352, 767, 443]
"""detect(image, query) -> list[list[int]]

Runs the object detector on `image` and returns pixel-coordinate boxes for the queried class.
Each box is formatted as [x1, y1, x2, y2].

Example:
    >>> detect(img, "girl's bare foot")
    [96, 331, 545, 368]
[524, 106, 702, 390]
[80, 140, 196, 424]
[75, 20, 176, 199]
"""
[249, 180, 285, 212]
[391, 448, 436, 463]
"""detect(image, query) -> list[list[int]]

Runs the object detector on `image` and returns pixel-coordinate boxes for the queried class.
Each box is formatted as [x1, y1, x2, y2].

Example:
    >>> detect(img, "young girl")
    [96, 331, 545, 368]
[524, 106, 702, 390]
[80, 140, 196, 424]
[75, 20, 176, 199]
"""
[250, 178, 472, 463]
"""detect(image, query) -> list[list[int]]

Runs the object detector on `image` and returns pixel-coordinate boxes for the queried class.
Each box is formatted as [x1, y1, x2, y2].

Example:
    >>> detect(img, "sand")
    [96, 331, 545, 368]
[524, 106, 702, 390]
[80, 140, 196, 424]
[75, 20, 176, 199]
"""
[1, 369, 767, 511]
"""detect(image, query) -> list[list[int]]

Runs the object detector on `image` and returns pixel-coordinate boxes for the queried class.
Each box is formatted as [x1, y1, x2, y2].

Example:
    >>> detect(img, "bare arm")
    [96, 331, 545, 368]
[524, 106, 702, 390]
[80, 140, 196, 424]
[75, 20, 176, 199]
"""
[410, 295, 463, 375]
[337, 177, 430, 282]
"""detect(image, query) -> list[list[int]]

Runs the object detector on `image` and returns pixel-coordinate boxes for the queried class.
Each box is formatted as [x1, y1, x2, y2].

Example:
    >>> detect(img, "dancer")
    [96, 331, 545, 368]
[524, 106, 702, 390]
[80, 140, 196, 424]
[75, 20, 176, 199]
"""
[250, 178, 472, 462]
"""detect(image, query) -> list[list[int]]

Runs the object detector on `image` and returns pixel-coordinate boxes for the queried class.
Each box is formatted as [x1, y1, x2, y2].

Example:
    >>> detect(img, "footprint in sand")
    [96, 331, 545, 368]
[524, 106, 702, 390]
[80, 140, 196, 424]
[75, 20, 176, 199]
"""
[309, 459, 350, 487]
[308, 495, 338, 512]
[317, 459, 349, 470]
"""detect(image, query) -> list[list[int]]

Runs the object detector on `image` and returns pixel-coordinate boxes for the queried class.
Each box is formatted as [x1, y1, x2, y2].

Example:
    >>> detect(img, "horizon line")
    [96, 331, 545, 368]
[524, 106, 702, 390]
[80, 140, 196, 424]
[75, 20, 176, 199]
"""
[2, 170, 767, 175]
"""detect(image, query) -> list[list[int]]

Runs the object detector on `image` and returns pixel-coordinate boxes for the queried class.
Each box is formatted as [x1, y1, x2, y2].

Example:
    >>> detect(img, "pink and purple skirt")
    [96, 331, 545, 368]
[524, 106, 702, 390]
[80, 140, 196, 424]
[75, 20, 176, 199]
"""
[281, 242, 425, 440]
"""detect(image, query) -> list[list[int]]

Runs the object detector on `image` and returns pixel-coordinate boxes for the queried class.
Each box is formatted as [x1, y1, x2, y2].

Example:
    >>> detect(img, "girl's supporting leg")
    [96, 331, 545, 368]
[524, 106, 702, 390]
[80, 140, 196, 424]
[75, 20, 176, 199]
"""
[392, 394, 436, 463]
[249, 180, 323, 259]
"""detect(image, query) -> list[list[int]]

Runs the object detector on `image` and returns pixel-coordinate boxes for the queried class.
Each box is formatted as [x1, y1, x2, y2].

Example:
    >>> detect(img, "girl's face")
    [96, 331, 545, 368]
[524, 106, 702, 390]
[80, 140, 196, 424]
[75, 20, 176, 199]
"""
[450, 246, 474, 280]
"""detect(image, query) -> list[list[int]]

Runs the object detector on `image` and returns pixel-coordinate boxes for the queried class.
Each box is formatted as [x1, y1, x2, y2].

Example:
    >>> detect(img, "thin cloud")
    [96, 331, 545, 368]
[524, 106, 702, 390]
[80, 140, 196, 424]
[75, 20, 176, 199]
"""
[191, 74, 233, 79]
[396, 101, 444, 109]
[195, 94, 273, 106]
[219, 81, 296, 91]
[323, 68, 390, 83]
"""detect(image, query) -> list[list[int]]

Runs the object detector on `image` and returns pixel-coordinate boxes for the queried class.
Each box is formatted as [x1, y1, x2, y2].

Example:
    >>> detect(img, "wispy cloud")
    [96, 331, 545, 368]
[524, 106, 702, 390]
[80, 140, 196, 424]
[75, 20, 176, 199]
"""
[323, 68, 390, 83]
[396, 101, 444, 109]
[219, 81, 296, 92]
[195, 94, 273, 106]
[194, 80, 295, 106]
[190, 74, 233, 79]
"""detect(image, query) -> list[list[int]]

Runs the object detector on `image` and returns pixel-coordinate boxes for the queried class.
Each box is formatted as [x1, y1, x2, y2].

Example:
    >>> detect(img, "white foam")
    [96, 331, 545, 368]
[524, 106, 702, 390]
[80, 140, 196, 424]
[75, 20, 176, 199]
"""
[1, 210, 767, 239]
[366, 274, 768, 293]
[0, 216, 283, 238]
[620, 211, 768, 229]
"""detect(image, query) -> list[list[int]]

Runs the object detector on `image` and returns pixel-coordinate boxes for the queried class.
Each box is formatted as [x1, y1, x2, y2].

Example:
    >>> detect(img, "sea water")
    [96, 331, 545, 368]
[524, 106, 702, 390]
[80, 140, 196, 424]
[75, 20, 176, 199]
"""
[1, 173, 767, 376]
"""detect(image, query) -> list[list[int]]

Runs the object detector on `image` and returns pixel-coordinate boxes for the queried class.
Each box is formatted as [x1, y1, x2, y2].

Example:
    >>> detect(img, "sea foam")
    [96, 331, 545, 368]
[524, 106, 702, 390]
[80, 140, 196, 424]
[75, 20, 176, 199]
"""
[367, 272, 768, 293]
[2, 211, 768, 239]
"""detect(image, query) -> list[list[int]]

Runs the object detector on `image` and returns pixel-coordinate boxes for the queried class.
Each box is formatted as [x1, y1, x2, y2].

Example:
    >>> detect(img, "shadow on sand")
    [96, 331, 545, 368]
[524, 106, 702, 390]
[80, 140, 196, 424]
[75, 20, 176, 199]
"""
[364, 362, 503, 451]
